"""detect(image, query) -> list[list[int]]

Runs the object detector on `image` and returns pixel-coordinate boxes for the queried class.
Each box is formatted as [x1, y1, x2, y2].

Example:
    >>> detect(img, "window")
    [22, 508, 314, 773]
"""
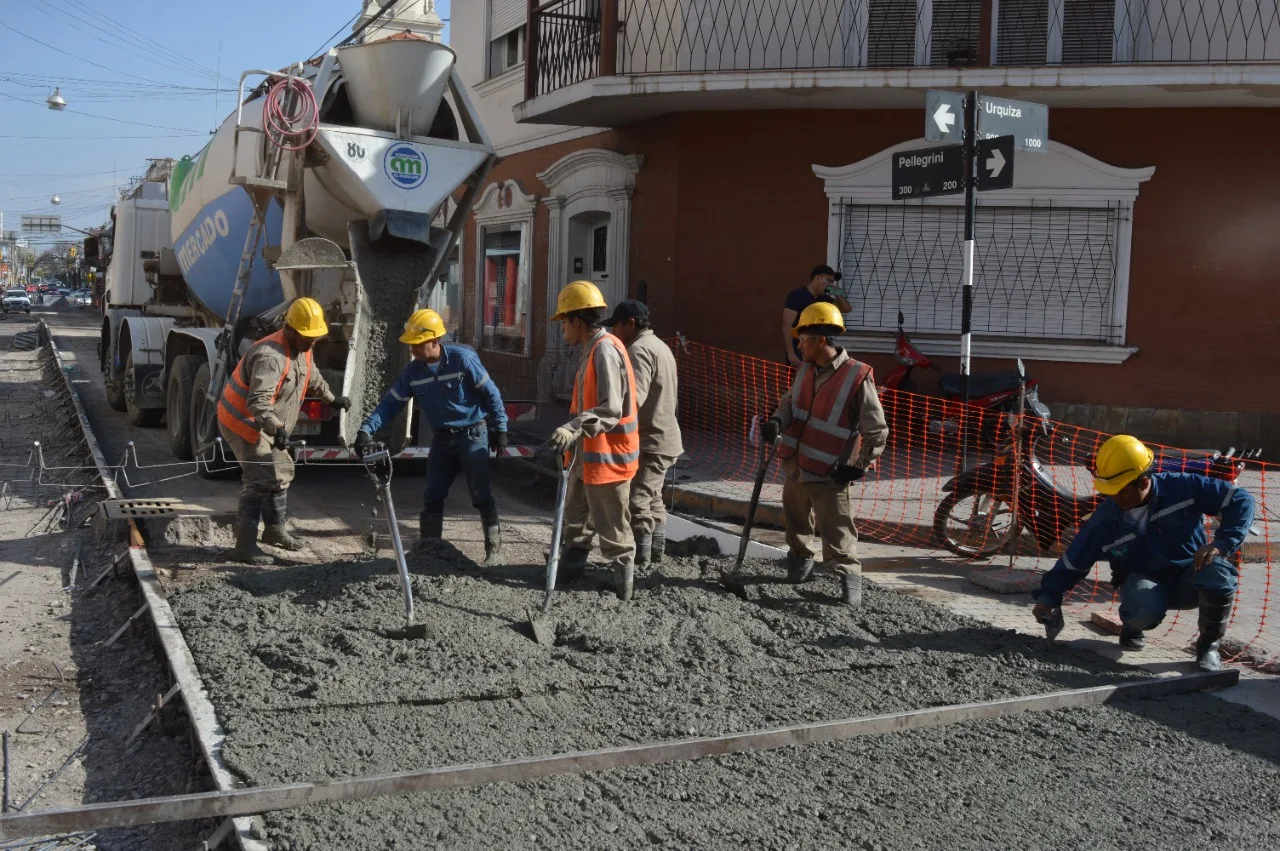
[479, 226, 529, 354]
[994, 0, 1117, 65]
[472, 179, 538, 357]
[488, 26, 526, 78]
[813, 140, 1153, 363]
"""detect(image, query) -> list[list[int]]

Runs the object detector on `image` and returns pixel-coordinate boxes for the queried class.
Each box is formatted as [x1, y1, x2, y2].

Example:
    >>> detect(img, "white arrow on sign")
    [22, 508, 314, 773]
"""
[932, 103, 955, 135]
[985, 147, 1006, 178]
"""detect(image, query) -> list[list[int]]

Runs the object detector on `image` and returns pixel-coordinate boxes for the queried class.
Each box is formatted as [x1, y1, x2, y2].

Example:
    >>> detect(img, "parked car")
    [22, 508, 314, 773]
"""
[57, 287, 72, 296]
[71, 290, 93, 306]
[3, 288, 32, 313]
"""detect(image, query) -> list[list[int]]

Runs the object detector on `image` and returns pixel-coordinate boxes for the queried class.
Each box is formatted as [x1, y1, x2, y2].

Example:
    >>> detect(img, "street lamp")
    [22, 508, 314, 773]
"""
[50, 195, 60, 205]
[46, 88, 67, 111]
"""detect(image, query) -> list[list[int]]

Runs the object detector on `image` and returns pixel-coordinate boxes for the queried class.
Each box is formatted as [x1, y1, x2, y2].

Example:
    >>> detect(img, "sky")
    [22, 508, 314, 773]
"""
[0, 0, 451, 252]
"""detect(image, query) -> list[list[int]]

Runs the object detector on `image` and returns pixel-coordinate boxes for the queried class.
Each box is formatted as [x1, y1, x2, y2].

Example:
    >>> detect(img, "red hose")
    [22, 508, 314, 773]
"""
[263, 77, 318, 152]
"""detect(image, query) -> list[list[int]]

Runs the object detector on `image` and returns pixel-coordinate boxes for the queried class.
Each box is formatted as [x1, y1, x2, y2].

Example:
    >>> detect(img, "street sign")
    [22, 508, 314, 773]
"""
[975, 136, 1014, 192]
[891, 144, 964, 200]
[925, 90, 965, 144]
[21, 215, 61, 234]
[977, 96, 1048, 153]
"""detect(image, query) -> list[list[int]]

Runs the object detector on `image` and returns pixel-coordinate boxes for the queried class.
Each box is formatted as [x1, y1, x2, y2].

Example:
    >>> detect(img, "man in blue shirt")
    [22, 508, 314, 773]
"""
[1031, 435, 1255, 672]
[781, 265, 852, 367]
[354, 309, 509, 565]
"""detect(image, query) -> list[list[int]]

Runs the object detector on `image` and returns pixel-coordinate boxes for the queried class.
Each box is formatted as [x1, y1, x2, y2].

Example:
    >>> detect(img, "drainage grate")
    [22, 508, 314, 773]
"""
[100, 498, 189, 519]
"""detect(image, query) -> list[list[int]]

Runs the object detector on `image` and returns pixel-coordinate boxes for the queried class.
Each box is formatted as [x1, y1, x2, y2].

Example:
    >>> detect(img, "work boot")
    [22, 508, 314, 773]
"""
[1119, 626, 1146, 650]
[634, 531, 653, 568]
[229, 498, 274, 566]
[614, 562, 635, 602]
[1194, 590, 1234, 672]
[786, 552, 815, 584]
[260, 490, 304, 551]
[841, 574, 863, 608]
[482, 517, 503, 566]
[417, 513, 443, 551]
[559, 547, 590, 584]
[651, 523, 666, 565]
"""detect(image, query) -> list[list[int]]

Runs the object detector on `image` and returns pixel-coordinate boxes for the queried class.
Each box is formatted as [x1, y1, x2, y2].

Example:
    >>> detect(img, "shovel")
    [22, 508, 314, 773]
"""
[527, 448, 572, 646]
[361, 445, 430, 641]
[722, 431, 778, 590]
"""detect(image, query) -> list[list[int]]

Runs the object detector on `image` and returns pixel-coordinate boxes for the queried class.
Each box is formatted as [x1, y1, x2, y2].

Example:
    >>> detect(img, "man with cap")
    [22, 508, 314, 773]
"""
[1031, 434, 1255, 672]
[782, 265, 853, 367]
[760, 302, 888, 607]
[607, 299, 683, 569]
[547, 281, 641, 601]
[217, 297, 352, 565]
[354, 308, 509, 565]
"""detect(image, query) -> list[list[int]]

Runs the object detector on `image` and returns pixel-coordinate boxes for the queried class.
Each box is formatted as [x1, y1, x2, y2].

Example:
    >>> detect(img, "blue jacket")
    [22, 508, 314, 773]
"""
[1033, 472, 1255, 607]
[359, 344, 508, 435]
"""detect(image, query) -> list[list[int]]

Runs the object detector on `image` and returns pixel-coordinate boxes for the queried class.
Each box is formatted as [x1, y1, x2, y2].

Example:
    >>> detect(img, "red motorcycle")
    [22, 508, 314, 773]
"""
[881, 311, 1051, 443]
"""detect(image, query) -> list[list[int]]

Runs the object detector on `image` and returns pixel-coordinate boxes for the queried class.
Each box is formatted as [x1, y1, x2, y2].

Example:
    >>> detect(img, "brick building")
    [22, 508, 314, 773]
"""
[444, 0, 1280, 451]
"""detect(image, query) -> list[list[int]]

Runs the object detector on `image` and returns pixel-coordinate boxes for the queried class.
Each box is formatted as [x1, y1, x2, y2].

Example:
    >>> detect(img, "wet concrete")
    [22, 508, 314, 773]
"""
[167, 541, 1280, 849]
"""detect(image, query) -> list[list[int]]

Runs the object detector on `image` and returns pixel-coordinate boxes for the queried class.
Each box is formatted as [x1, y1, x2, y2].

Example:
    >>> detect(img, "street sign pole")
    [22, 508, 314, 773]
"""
[959, 90, 977, 409]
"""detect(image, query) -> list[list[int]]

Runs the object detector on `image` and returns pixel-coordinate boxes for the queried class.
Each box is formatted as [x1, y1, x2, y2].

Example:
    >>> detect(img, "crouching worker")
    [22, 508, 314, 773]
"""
[760, 302, 888, 608]
[1031, 435, 1255, 671]
[217, 297, 352, 564]
[546, 281, 640, 601]
[353, 309, 509, 564]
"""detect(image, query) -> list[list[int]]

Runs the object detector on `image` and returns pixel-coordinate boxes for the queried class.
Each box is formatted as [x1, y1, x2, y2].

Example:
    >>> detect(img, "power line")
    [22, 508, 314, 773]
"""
[0, 20, 187, 87]
[0, 133, 205, 139]
[0, 91, 205, 133]
[0, 70, 219, 92]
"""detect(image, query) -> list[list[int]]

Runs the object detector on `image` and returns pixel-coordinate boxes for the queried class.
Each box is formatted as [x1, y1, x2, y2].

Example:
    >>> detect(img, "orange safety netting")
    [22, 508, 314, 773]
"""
[669, 337, 1277, 669]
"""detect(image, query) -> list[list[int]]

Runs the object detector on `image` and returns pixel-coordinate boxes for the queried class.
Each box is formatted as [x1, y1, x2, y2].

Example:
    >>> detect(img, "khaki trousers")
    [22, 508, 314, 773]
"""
[219, 422, 295, 501]
[781, 459, 861, 577]
[629, 452, 678, 535]
[563, 466, 635, 571]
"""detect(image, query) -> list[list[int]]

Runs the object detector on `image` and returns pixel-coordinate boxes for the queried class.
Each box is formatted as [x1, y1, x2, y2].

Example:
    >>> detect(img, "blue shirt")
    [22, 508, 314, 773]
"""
[359, 344, 508, 435]
[1033, 472, 1256, 608]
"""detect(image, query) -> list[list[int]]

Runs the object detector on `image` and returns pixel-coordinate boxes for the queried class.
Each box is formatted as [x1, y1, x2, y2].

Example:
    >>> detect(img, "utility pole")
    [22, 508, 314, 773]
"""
[958, 90, 978, 408]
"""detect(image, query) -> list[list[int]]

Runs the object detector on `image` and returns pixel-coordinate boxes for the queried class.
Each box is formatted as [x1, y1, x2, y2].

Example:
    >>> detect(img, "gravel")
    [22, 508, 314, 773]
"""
[167, 540, 1280, 849]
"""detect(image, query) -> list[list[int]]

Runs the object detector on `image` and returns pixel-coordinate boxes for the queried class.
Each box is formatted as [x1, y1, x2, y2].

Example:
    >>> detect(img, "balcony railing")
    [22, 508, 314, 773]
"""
[527, 0, 1280, 98]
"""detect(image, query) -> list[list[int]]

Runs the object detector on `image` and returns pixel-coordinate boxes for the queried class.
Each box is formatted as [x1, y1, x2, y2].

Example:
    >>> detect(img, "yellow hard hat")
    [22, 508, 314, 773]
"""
[551, 280, 607, 320]
[793, 301, 846, 338]
[285, 297, 328, 337]
[1093, 435, 1155, 496]
[399, 308, 446, 345]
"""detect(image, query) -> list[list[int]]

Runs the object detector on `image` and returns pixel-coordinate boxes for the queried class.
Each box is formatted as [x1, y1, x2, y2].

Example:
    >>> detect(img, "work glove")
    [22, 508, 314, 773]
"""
[830, 464, 864, 485]
[548, 425, 579, 452]
[491, 430, 508, 456]
[273, 429, 290, 451]
[760, 417, 782, 446]
[331, 396, 353, 412]
[353, 430, 372, 458]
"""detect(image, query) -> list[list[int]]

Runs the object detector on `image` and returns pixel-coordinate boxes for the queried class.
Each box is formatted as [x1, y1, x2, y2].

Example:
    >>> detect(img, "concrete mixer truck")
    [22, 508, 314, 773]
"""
[97, 36, 501, 474]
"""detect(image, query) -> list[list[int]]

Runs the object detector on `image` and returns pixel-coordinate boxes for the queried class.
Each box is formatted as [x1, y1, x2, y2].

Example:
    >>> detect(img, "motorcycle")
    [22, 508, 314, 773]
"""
[881, 312, 1052, 444]
[933, 395, 1258, 559]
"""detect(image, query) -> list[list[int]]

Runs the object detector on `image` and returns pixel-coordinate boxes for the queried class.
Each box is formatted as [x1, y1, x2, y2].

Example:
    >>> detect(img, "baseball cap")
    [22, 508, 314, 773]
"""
[603, 299, 649, 326]
[810, 264, 843, 282]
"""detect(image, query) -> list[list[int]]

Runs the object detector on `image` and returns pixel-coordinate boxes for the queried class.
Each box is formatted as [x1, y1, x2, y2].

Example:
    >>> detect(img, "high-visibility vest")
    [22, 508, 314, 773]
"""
[216, 329, 313, 444]
[571, 333, 640, 485]
[776, 357, 873, 476]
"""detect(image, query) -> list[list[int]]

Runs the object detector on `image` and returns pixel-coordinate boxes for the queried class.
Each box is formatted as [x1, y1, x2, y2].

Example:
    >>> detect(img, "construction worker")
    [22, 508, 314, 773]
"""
[217, 297, 351, 565]
[353, 309, 508, 564]
[547, 281, 640, 601]
[761, 302, 888, 607]
[1031, 435, 1255, 672]
[606, 299, 682, 569]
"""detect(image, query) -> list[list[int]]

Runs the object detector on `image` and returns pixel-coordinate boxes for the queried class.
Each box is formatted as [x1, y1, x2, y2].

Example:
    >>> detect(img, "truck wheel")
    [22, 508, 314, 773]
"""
[167, 355, 198, 460]
[124, 352, 164, 427]
[105, 355, 128, 413]
[191, 361, 239, 479]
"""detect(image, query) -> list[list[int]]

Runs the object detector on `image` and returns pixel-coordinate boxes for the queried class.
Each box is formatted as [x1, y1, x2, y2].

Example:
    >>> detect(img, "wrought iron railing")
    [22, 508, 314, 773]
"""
[529, 0, 1280, 98]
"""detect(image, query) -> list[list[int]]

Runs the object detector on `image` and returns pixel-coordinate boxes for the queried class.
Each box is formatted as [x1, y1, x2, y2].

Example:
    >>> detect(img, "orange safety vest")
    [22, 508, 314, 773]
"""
[570, 333, 640, 485]
[776, 357, 873, 476]
[216, 329, 313, 444]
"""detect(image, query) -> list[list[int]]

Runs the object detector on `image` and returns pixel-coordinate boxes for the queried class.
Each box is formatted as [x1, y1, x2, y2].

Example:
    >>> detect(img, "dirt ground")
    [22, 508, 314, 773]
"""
[165, 539, 1280, 850]
[0, 305, 215, 849]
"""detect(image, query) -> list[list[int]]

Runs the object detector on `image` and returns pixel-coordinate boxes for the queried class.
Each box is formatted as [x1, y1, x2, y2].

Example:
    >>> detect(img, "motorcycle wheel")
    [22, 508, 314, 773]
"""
[933, 490, 1018, 558]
